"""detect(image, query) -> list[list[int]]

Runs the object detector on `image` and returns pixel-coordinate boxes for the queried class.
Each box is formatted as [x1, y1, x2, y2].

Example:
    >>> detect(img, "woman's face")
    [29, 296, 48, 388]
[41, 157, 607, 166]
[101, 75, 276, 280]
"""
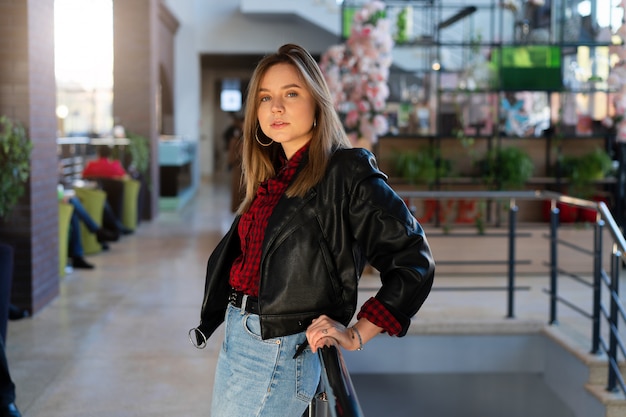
[257, 63, 315, 159]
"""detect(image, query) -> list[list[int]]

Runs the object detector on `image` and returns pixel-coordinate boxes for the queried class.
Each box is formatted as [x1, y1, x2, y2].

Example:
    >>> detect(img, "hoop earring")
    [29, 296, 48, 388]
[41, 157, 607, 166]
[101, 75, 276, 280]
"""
[255, 131, 273, 147]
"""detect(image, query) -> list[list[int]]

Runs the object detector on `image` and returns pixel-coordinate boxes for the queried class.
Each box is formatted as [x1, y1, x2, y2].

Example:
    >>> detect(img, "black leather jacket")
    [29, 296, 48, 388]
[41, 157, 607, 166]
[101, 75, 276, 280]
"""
[195, 148, 434, 341]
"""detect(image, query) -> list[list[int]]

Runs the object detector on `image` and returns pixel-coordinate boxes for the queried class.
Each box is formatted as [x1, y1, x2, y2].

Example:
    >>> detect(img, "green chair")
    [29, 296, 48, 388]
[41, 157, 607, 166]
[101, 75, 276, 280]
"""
[58, 202, 74, 277]
[73, 187, 106, 255]
[122, 179, 141, 231]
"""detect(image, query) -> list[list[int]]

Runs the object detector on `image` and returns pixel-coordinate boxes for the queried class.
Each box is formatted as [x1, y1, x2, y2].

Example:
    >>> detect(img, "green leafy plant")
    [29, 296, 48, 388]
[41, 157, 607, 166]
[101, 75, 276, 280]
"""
[0, 115, 33, 218]
[478, 146, 534, 190]
[395, 7, 409, 43]
[394, 146, 452, 187]
[560, 148, 613, 198]
[126, 132, 150, 176]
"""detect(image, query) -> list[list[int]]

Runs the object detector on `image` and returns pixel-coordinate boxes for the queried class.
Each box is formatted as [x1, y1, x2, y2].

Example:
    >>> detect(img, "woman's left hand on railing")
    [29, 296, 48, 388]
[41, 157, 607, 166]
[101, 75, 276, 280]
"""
[306, 315, 378, 353]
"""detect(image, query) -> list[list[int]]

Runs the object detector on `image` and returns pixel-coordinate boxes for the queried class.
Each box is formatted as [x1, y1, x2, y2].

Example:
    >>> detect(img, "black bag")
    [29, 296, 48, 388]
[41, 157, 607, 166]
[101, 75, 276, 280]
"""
[304, 391, 329, 417]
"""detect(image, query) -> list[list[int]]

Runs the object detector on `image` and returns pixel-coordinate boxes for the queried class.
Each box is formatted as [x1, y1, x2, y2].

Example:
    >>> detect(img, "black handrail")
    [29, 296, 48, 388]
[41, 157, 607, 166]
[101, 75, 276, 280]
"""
[315, 345, 364, 417]
[309, 189, 625, 414]
[547, 199, 626, 395]
[397, 189, 626, 397]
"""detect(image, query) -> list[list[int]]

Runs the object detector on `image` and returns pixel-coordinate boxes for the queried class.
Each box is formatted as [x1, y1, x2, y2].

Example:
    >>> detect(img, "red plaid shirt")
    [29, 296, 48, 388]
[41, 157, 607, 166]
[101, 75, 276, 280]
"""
[229, 144, 401, 336]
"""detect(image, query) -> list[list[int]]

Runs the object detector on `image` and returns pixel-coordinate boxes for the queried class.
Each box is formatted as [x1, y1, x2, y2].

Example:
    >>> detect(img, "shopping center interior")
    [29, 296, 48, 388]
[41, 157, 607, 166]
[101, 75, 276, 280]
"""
[0, 0, 625, 416]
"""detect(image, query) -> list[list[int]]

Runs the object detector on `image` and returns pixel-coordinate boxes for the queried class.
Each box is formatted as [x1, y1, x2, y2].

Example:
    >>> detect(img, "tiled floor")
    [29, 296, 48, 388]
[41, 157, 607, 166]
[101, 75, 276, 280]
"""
[7, 181, 235, 417]
[4, 179, 625, 416]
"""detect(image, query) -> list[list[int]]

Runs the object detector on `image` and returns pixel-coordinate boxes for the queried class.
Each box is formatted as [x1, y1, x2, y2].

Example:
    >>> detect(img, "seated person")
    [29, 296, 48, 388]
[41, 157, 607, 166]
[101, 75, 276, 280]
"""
[59, 190, 118, 269]
[7, 305, 27, 321]
[82, 146, 133, 235]
[0, 337, 21, 417]
[82, 145, 128, 179]
[101, 197, 133, 236]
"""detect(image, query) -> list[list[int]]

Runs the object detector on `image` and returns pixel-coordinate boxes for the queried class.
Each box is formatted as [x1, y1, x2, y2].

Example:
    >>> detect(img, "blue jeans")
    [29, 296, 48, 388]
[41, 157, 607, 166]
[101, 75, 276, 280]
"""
[211, 304, 321, 417]
[0, 337, 16, 407]
[68, 196, 100, 257]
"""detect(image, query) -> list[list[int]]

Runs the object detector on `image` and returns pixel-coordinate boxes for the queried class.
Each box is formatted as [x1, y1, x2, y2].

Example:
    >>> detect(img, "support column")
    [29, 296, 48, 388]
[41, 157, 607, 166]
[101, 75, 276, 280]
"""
[0, 0, 59, 314]
[113, 0, 160, 220]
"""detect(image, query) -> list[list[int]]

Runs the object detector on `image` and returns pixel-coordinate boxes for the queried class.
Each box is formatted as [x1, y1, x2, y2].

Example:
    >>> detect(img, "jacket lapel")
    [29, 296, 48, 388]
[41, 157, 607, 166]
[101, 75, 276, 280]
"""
[262, 189, 316, 258]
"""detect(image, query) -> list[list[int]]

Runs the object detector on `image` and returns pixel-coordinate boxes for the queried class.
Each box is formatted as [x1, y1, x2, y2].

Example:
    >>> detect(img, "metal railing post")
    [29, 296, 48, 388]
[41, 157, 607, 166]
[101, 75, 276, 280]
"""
[606, 249, 622, 392]
[507, 200, 518, 318]
[591, 218, 604, 354]
[549, 201, 559, 324]
[391, 190, 626, 397]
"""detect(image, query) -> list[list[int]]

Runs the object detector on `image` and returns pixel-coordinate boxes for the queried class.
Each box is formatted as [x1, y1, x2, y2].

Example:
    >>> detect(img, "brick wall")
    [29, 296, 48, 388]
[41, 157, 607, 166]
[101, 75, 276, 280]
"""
[0, 0, 169, 313]
[0, 0, 59, 314]
[113, 0, 160, 220]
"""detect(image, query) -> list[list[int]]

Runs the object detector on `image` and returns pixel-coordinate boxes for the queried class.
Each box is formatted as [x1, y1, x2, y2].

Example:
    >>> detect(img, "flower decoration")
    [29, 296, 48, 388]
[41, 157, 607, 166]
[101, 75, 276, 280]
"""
[320, 1, 393, 146]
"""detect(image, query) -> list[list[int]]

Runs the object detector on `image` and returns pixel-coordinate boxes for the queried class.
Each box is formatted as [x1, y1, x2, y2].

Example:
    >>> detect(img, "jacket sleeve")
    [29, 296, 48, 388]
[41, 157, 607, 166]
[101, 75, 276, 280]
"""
[345, 149, 435, 336]
[195, 217, 242, 342]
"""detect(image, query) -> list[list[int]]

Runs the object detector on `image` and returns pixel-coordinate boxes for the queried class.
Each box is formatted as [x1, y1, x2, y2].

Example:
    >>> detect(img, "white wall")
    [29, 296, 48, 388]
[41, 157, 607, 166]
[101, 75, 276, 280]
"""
[163, 0, 340, 177]
[163, 0, 201, 143]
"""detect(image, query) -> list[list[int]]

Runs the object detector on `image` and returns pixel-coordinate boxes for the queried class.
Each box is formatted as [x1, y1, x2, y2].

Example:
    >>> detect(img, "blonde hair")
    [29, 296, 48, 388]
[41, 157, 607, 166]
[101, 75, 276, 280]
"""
[237, 43, 351, 214]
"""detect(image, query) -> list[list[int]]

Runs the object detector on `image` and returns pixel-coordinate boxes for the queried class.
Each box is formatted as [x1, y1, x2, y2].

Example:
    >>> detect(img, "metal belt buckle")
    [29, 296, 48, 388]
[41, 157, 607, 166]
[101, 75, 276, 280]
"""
[241, 293, 248, 311]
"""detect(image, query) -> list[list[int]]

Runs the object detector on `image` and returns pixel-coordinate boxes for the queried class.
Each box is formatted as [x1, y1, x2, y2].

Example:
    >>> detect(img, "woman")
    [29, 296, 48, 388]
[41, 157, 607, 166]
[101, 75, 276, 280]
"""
[190, 44, 435, 416]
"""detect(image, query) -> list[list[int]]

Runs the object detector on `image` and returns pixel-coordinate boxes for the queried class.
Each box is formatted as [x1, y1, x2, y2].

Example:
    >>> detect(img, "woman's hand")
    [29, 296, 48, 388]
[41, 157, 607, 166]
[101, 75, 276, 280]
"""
[305, 315, 361, 353]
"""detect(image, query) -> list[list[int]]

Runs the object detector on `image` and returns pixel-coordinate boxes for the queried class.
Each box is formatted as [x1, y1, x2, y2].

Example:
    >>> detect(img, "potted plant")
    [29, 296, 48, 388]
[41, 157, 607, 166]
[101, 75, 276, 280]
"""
[560, 148, 613, 198]
[0, 115, 32, 332]
[559, 148, 614, 222]
[394, 145, 452, 188]
[394, 146, 456, 230]
[0, 115, 33, 219]
[126, 132, 150, 178]
[475, 146, 534, 229]
[478, 146, 534, 190]
[125, 132, 150, 223]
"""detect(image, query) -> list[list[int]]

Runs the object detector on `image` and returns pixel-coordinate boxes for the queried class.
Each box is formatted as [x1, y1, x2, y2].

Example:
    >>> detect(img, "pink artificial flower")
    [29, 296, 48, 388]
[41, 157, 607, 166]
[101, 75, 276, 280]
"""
[615, 94, 626, 114]
[345, 109, 360, 128]
[372, 98, 385, 112]
[328, 44, 345, 60]
[359, 118, 376, 142]
[373, 114, 389, 135]
[355, 9, 368, 24]
[378, 82, 390, 99]
[608, 73, 622, 90]
[617, 122, 626, 142]
[319, 0, 392, 142]
[366, 1, 386, 14]
[618, 23, 626, 40]
[357, 100, 371, 113]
